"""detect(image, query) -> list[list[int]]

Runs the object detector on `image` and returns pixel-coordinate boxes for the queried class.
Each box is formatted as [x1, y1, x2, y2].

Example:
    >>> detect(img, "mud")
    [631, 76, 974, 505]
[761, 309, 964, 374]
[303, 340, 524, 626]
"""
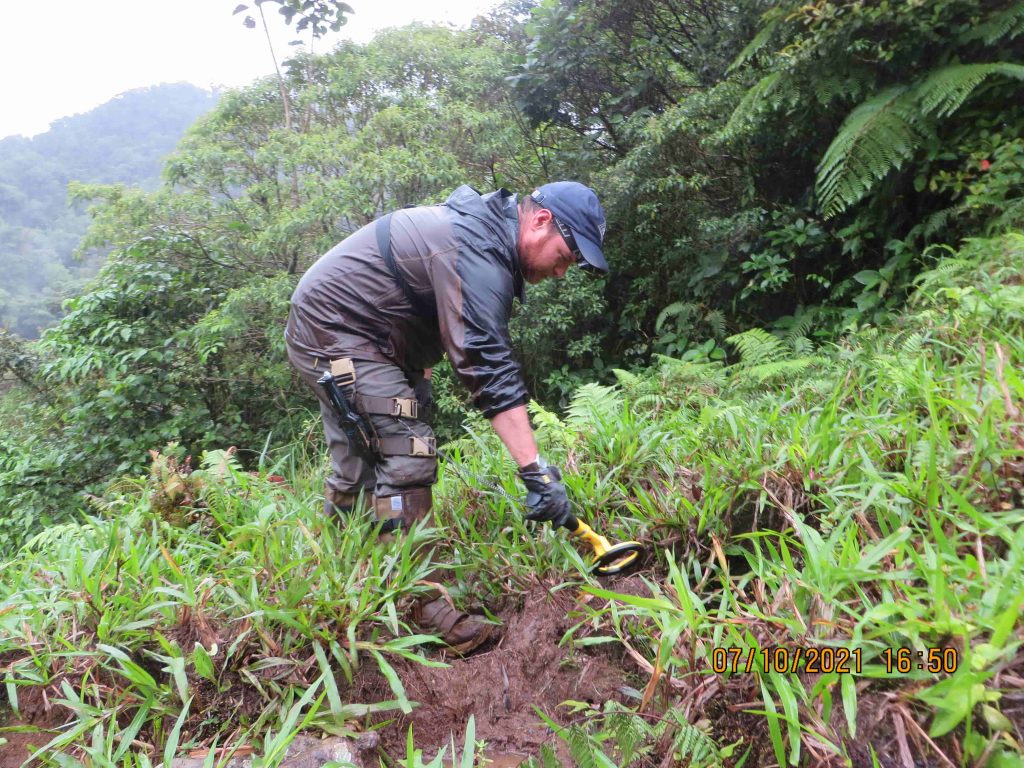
[0, 720, 54, 768]
[360, 582, 637, 762]
[0, 668, 69, 768]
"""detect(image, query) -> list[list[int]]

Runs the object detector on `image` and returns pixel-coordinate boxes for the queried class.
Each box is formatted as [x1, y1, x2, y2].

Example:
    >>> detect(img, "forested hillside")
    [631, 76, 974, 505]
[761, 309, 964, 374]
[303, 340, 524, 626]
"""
[0, 83, 218, 337]
[1, 0, 1023, 765]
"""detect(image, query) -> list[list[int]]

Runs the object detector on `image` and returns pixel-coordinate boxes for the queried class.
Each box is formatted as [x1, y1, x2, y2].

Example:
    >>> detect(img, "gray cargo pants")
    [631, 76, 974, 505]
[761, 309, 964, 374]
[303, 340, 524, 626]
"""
[286, 345, 437, 499]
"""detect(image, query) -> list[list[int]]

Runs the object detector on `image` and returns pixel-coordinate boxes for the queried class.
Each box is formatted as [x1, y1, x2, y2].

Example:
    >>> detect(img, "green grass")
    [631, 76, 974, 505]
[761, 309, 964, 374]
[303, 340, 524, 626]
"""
[2, 232, 1024, 766]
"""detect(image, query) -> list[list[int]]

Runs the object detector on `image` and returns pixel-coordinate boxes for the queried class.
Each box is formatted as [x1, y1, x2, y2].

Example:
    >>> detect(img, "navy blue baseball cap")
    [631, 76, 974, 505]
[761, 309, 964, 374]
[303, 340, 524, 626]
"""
[531, 181, 608, 274]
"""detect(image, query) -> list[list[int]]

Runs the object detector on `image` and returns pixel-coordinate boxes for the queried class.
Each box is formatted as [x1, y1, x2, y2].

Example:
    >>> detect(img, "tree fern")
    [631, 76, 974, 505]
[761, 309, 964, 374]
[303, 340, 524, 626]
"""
[817, 64, 1024, 217]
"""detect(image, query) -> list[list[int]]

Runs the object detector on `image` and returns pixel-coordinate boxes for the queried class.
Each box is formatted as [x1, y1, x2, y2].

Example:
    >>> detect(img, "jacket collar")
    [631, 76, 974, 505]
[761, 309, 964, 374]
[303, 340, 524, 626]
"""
[445, 185, 525, 302]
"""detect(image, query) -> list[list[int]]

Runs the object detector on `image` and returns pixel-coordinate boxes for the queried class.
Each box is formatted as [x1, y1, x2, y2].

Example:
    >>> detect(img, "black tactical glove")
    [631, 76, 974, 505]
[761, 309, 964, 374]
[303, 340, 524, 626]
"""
[413, 377, 433, 420]
[518, 459, 575, 529]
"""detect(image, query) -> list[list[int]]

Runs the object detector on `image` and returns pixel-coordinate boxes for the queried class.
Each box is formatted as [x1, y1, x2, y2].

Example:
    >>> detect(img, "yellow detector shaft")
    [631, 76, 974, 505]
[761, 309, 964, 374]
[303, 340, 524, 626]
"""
[563, 514, 643, 575]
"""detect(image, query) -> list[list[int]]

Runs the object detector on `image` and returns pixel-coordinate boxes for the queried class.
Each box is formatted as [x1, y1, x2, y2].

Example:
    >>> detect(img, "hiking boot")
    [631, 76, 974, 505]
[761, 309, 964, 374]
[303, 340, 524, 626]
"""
[412, 595, 495, 656]
[375, 487, 495, 654]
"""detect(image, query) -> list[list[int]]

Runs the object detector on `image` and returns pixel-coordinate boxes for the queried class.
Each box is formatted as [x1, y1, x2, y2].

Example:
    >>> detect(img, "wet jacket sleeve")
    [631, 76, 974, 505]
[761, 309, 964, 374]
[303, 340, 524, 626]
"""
[429, 245, 529, 418]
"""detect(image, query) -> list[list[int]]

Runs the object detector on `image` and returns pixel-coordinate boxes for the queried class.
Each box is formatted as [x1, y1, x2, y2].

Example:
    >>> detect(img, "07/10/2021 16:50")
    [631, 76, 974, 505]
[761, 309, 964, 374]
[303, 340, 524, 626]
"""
[709, 646, 960, 675]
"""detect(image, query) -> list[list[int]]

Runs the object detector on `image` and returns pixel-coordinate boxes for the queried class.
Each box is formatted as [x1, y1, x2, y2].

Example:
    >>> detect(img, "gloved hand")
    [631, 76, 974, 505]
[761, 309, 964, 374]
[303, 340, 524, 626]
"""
[518, 458, 575, 529]
[413, 377, 433, 420]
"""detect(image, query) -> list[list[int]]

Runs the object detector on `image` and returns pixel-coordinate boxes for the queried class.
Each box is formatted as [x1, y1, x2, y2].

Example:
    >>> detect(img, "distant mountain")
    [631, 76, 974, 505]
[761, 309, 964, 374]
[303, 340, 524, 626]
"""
[0, 83, 219, 338]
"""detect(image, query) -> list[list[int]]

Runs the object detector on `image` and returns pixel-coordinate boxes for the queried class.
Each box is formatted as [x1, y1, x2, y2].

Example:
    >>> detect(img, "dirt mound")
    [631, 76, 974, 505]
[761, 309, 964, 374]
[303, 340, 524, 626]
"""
[365, 582, 637, 761]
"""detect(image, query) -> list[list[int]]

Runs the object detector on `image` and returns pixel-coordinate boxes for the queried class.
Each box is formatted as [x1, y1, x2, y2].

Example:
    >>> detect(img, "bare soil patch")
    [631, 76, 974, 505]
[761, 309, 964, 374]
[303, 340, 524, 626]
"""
[0, 719, 56, 768]
[360, 582, 638, 761]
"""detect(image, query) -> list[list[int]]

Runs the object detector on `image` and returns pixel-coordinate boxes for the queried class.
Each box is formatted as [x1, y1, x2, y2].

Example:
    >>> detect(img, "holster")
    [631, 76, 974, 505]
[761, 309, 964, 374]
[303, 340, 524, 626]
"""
[324, 358, 437, 459]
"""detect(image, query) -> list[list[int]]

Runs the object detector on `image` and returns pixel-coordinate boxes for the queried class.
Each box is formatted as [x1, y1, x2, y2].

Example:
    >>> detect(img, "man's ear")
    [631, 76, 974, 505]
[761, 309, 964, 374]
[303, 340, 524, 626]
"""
[532, 207, 554, 231]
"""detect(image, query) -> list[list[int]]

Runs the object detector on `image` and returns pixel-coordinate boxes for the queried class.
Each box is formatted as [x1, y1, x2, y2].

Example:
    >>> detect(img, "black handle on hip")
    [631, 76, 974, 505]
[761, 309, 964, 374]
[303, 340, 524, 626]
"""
[317, 372, 377, 460]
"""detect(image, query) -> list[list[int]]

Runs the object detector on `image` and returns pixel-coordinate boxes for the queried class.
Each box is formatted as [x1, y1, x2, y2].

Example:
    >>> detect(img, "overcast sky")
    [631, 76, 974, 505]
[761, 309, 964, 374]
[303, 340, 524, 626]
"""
[0, 0, 499, 139]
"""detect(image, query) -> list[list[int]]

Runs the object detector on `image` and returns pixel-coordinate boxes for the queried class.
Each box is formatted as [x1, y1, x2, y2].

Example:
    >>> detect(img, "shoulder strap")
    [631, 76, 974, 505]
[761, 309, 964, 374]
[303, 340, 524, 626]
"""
[375, 213, 437, 318]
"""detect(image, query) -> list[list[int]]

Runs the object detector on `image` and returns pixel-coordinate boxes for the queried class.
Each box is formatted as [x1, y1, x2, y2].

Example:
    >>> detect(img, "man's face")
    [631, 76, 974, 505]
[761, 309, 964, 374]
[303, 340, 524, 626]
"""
[517, 207, 576, 284]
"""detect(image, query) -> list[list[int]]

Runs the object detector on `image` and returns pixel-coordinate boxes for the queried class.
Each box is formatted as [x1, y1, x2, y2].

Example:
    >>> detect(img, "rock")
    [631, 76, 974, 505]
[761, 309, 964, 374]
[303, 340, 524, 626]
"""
[165, 733, 379, 768]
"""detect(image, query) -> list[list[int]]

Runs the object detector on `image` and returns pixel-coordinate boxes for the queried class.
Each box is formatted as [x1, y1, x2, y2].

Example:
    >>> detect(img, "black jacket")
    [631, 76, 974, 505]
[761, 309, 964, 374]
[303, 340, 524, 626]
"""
[285, 186, 529, 418]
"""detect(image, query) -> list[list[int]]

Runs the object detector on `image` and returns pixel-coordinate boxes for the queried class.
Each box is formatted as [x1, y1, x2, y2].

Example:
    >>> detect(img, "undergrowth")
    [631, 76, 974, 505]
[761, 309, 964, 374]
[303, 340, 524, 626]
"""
[2, 233, 1023, 765]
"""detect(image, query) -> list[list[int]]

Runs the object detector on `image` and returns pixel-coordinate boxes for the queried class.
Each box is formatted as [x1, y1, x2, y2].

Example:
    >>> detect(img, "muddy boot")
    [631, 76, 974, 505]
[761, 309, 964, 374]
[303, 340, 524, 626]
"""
[324, 485, 371, 519]
[412, 592, 495, 656]
[375, 488, 494, 655]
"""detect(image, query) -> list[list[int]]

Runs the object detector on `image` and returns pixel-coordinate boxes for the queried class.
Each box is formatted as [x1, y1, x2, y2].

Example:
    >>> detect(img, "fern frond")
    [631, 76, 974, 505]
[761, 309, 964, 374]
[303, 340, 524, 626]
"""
[811, 74, 863, 107]
[611, 368, 640, 387]
[913, 257, 975, 295]
[816, 86, 923, 218]
[724, 72, 796, 136]
[566, 383, 622, 428]
[669, 714, 720, 763]
[990, 196, 1024, 231]
[818, 63, 1024, 218]
[654, 355, 729, 387]
[527, 400, 573, 452]
[22, 522, 91, 553]
[900, 332, 925, 357]
[726, 328, 786, 366]
[744, 357, 818, 383]
[782, 310, 816, 343]
[789, 335, 814, 356]
[704, 309, 727, 338]
[633, 393, 666, 411]
[921, 205, 960, 239]
[728, 15, 783, 73]
[201, 448, 242, 475]
[538, 745, 564, 768]
[655, 301, 698, 332]
[917, 63, 1024, 118]
[610, 710, 651, 763]
[961, 4, 1024, 45]
[565, 726, 605, 768]
[815, 67, 874, 104]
